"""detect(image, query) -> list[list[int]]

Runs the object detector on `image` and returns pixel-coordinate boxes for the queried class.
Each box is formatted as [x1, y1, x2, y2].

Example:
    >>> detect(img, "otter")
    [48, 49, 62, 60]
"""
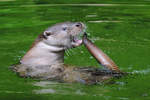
[11, 22, 123, 84]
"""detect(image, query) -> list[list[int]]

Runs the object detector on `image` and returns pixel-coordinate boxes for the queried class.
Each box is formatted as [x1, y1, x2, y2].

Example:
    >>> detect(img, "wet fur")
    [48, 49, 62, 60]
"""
[11, 22, 123, 84]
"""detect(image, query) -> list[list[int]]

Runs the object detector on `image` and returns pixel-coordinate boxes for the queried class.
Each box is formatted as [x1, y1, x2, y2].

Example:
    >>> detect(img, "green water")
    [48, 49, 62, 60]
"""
[0, 0, 150, 100]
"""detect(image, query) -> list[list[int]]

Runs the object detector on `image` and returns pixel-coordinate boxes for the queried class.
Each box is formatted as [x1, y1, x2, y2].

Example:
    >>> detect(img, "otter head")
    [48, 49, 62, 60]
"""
[42, 22, 85, 50]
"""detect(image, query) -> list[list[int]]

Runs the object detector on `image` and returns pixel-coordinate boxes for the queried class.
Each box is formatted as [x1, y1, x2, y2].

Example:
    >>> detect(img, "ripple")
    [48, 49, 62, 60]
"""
[0, 91, 24, 94]
[88, 20, 123, 23]
[86, 14, 97, 18]
[75, 89, 86, 95]
[132, 68, 150, 74]
[33, 89, 56, 94]
[20, 4, 150, 7]
[0, 0, 15, 1]
[33, 81, 59, 87]
[118, 97, 129, 100]
[20, 4, 119, 7]
[33, 81, 87, 95]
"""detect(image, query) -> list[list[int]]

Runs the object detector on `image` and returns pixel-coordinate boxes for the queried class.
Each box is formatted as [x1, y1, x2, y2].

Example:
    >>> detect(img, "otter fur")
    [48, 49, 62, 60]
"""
[11, 22, 123, 84]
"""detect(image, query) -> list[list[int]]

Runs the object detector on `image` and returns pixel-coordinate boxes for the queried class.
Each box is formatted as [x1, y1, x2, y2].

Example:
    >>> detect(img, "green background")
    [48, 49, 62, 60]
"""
[0, 0, 150, 100]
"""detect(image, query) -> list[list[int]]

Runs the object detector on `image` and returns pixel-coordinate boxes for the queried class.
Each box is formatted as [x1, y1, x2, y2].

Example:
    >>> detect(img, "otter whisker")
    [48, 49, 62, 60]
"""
[65, 51, 69, 56]
[67, 49, 72, 56]
[65, 50, 70, 56]
[69, 49, 74, 54]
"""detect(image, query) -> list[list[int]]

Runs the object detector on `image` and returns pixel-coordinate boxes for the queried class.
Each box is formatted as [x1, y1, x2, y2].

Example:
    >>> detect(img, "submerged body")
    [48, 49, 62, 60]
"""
[11, 22, 123, 84]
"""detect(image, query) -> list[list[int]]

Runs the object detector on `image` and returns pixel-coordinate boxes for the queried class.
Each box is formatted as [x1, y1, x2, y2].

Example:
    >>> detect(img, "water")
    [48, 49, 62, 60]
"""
[0, 0, 150, 100]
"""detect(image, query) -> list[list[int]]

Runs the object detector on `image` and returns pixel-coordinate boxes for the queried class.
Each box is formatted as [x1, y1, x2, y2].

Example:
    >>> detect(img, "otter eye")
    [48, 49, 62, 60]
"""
[62, 27, 67, 31]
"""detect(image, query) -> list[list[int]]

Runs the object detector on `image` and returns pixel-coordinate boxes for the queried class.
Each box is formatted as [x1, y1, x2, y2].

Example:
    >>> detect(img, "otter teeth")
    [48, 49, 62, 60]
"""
[72, 36, 82, 47]
[73, 36, 81, 42]
[73, 36, 78, 42]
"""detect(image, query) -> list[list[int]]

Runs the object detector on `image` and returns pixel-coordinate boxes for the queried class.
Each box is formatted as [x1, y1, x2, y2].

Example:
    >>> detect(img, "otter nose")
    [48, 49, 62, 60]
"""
[75, 22, 82, 28]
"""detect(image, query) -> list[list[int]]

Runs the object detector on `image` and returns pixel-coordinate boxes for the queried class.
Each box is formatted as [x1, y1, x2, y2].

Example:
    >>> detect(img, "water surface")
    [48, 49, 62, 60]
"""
[0, 0, 150, 100]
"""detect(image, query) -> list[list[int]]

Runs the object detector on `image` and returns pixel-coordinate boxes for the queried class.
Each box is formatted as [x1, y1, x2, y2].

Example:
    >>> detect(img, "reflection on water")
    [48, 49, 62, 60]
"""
[32, 65, 150, 95]
[34, 89, 56, 94]
[33, 81, 87, 95]
[33, 81, 108, 96]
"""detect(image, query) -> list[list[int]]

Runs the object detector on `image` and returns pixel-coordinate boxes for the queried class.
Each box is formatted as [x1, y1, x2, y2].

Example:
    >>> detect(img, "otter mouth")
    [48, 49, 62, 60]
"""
[72, 36, 82, 47]
[70, 22, 86, 48]
[71, 33, 83, 47]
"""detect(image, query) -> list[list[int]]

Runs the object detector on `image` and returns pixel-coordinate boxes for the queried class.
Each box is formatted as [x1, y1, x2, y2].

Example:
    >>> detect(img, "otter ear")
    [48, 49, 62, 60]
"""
[44, 31, 52, 36]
